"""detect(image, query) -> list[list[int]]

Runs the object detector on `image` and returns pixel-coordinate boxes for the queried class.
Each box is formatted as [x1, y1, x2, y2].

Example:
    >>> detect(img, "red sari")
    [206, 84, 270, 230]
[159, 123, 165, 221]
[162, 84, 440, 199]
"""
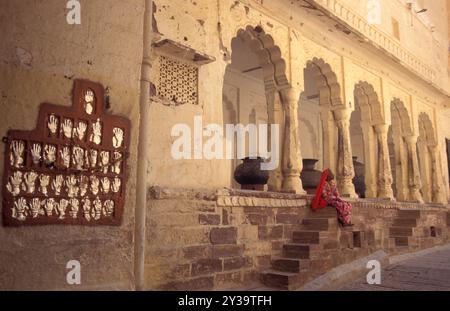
[311, 169, 352, 225]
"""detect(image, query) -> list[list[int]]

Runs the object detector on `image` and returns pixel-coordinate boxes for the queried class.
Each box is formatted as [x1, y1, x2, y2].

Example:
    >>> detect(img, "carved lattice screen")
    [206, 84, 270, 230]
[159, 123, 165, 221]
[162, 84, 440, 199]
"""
[157, 55, 198, 105]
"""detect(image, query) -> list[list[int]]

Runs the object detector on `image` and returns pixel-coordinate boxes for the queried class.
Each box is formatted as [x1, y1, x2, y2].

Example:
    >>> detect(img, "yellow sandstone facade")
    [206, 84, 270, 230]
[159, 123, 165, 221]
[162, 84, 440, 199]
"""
[0, 0, 450, 290]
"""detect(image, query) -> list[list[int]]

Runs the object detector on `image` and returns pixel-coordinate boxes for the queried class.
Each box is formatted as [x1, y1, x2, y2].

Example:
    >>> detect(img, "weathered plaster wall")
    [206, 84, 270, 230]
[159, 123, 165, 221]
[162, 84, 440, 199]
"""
[0, 0, 144, 289]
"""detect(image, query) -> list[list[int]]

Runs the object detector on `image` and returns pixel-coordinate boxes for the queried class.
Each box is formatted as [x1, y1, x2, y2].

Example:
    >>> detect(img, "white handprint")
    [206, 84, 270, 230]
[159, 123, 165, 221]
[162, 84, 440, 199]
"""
[92, 198, 102, 220]
[90, 176, 100, 195]
[60, 146, 71, 168]
[39, 174, 50, 196]
[72, 146, 85, 170]
[31, 143, 42, 165]
[62, 119, 73, 139]
[112, 152, 122, 174]
[101, 177, 110, 194]
[69, 199, 80, 219]
[82, 198, 92, 221]
[6, 171, 23, 196]
[79, 175, 89, 196]
[65, 175, 79, 198]
[102, 200, 114, 217]
[58, 199, 69, 220]
[23, 171, 38, 194]
[112, 128, 124, 148]
[52, 174, 64, 195]
[44, 145, 56, 165]
[48, 114, 58, 135]
[89, 118, 102, 145]
[74, 122, 87, 140]
[112, 177, 121, 193]
[12, 197, 27, 221]
[29, 198, 41, 218]
[10, 140, 25, 168]
[84, 90, 94, 115]
[100, 151, 109, 174]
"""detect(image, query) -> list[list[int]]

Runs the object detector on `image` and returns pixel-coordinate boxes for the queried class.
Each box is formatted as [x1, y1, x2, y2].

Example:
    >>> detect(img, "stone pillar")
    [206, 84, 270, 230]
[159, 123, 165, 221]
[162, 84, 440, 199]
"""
[374, 124, 394, 199]
[360, 122, 377, 198]
[320, 109, 337, 174]
[404, 135, 423, 203]
[428, 145, 446, 204]
[333, 109, 357, 198]
[280, 88, 305, 194]
[267, 91, 283, 191]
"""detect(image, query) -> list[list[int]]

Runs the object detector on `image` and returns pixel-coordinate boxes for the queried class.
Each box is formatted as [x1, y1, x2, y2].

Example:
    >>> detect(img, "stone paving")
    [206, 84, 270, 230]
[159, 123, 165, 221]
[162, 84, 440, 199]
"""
[339, 245, 450, 291]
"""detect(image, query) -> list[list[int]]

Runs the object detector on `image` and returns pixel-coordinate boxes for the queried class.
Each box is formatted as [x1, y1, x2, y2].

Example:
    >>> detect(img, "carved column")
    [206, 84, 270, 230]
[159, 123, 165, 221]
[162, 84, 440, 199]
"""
[428, 145, 446, 204]
[404, 135, 423, 203]
[320, 109, 337, 174]
[360, 122, 377, 198]
[280, 88, 305, 194]
[334, 109, 357, 197]
[374, 124, 394, 199]
[267, 91, 284, 191]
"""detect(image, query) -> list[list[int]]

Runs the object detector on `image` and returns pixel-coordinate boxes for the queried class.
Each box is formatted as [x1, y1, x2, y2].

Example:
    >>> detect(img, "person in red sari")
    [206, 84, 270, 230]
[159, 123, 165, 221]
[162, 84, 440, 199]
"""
[311, 169, 353, 226]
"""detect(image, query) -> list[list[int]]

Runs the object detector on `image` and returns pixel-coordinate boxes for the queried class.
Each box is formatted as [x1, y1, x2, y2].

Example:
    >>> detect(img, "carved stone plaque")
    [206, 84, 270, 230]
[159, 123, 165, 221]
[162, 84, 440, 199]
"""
[2, 79, 130, 226]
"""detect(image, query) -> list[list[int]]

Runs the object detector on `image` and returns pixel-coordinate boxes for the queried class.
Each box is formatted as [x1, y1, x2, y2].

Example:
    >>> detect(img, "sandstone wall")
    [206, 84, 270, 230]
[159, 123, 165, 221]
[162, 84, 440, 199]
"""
[0, 0, 144, 289]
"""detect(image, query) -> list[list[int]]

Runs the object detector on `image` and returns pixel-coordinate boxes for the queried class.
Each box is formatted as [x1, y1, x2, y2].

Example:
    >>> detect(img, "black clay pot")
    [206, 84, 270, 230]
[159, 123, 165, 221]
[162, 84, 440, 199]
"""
[234, 157, 269, 191]
[352, 156, 366, 198]
[300, 159, 322, 194]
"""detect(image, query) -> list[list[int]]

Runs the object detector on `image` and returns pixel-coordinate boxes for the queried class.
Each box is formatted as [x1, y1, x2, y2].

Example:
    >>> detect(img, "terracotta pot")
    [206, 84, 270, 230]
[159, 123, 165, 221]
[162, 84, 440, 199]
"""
[300, 159, 322, 194]
[352, 156, 366, 198]
[234, 157, 269, 191]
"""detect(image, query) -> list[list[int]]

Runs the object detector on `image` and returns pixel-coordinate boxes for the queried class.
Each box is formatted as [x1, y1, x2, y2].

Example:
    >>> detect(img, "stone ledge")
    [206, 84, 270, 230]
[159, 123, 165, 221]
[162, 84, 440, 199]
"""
[148, 186, 449, 211]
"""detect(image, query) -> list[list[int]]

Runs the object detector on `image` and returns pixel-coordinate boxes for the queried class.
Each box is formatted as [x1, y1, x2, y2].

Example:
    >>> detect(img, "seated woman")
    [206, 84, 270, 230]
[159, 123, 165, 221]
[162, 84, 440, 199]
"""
[311, 169, 353, 227]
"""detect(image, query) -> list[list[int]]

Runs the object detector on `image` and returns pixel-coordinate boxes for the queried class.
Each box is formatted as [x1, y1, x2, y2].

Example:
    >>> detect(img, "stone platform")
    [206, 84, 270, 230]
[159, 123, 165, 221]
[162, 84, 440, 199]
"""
[145, 187, 449, 290]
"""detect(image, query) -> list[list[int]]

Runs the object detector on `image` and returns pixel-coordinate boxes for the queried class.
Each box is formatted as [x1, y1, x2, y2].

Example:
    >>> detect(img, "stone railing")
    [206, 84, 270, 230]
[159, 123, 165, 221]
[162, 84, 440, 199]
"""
[310, 0, 436, 83]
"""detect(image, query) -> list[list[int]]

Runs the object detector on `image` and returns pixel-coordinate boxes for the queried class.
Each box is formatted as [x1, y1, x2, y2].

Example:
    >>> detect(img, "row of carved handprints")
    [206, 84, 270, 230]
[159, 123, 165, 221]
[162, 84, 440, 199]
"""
[9, 140, 122, 173]
[47, 114, 124, 148]
[11, 197, 114, 222]
[6, 171, 121, 198]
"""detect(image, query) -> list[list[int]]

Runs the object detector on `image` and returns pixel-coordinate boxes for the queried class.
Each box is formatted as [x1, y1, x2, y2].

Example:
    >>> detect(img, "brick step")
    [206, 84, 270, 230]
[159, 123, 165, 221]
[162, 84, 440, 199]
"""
[397, 210, 421, 219]
[393, 236, 418, 247]
[292, 230, 332, 244]
[271, 257, 310, 273]
[302, 217, 338, 231]
[283, 243, 337, 259]
[392, 218, 417, 227]
[260, 269, 308, 290]
[389, 226, 413, 237]
[306, 207, 337, 218]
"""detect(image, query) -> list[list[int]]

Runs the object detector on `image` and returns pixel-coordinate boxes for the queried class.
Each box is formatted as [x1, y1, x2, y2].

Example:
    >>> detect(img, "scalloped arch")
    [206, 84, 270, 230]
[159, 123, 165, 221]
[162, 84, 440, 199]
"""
[418, 112, 437, 146]
[232, 25, 289, 91]
[391, 98, 413, 136]
[306, 57, 342, 107]
[354, 81, 383, 124]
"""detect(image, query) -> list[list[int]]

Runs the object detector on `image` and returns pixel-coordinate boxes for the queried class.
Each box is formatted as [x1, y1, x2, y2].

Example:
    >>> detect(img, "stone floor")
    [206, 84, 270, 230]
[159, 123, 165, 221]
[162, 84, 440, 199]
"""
[339, 244, 450, 291]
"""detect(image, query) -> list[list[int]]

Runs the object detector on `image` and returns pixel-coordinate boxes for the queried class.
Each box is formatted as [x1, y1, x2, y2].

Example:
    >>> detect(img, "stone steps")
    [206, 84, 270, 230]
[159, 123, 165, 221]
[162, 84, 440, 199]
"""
[260, 269, 309, 290]
[292, 230, 332, 244]
[306, 207, 337, 219]
[392, 218, 417, 227]
[271, 257, 311, 273]
[389, 226, 413, 237]
[301, 217, 338, 231]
